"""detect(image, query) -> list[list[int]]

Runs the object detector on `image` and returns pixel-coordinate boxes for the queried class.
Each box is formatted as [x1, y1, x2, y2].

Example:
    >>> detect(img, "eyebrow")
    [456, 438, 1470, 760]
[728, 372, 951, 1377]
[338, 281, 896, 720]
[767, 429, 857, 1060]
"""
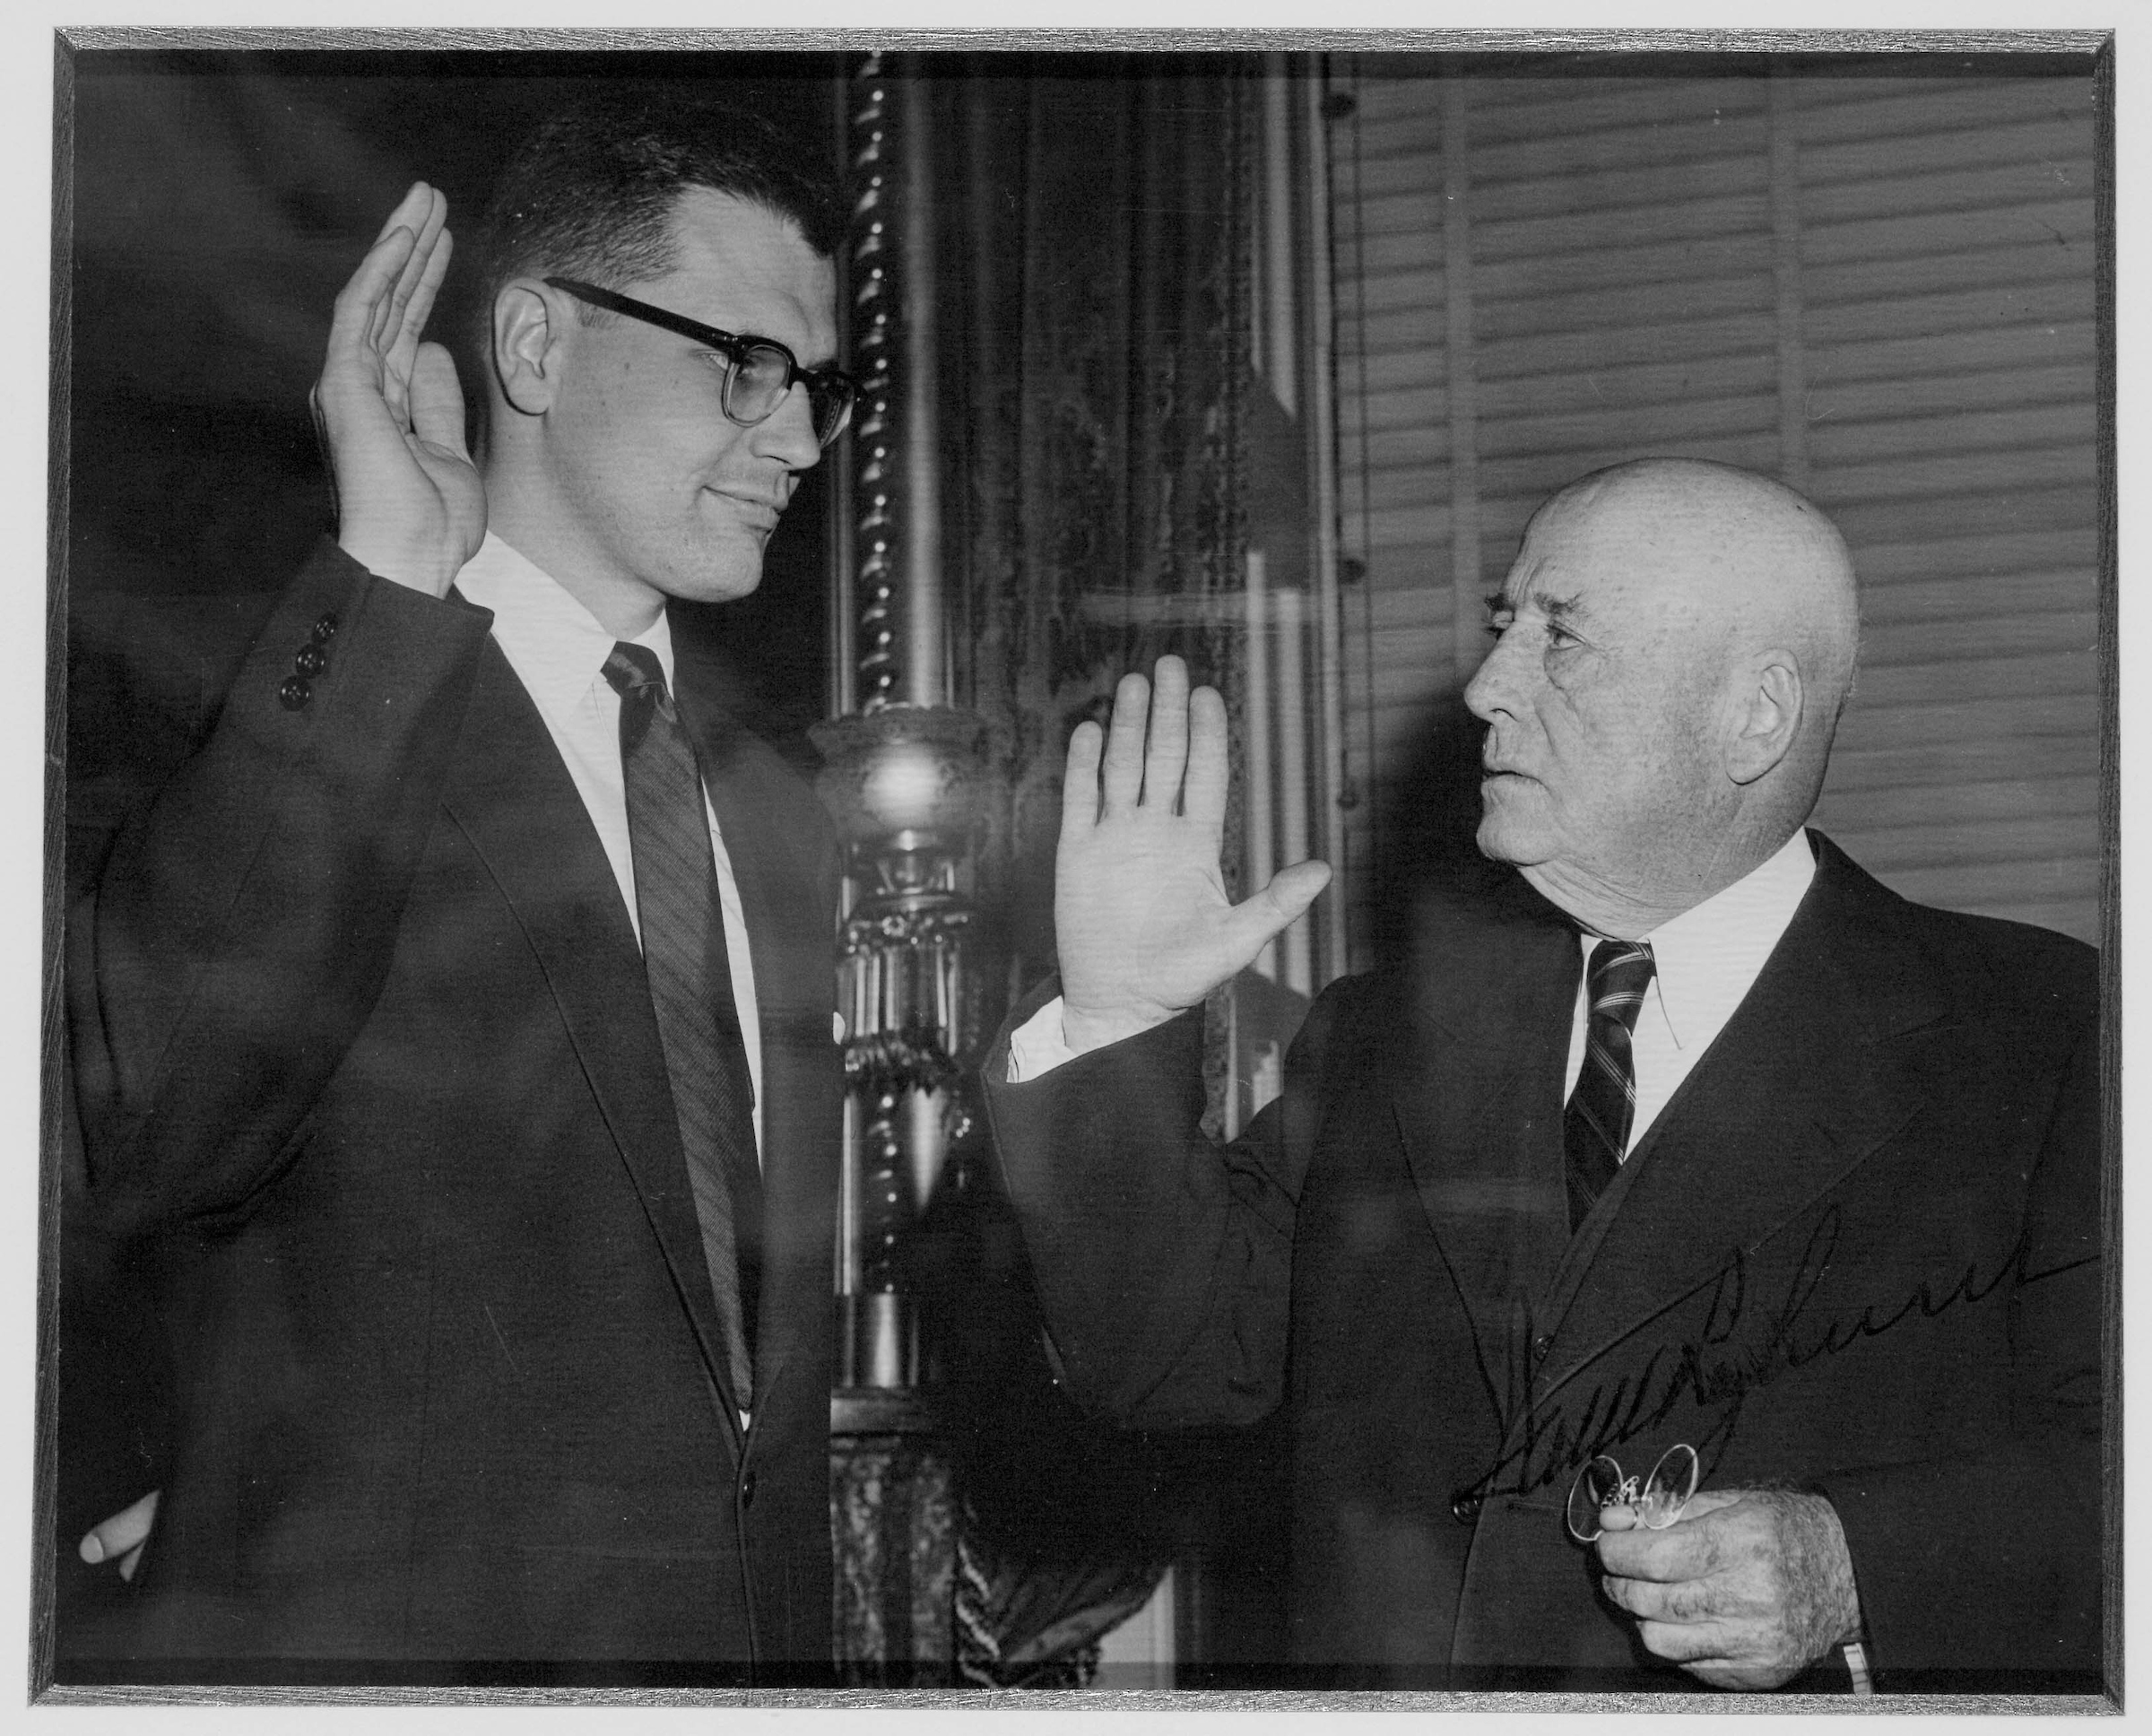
[1484, 588, 1582, 620]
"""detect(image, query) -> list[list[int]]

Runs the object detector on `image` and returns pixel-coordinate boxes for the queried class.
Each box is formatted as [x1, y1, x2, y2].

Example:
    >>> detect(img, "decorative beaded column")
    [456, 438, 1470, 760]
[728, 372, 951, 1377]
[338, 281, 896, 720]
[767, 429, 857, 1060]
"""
[817, 51, 988, 1686]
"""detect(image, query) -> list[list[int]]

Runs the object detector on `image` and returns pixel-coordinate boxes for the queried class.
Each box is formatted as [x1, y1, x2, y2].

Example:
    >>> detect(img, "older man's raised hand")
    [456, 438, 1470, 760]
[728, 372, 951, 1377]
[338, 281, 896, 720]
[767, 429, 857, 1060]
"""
[1054, 656, 1332, 1056]
[310, 181, 486, 598]
[1595, 1487, 1862, 1689]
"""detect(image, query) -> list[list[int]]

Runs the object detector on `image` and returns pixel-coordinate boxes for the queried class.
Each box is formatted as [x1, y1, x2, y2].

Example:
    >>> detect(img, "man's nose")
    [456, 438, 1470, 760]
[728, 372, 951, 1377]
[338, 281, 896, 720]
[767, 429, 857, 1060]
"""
[755, 380, 826, 469]
[1462, 635, 1514, 723]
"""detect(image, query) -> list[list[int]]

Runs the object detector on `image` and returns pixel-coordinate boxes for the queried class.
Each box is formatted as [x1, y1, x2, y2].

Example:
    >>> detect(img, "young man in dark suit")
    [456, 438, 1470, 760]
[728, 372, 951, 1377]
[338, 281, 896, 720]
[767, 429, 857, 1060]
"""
[65, 100, 851, 1680]
[988, 458, 2102, 1693]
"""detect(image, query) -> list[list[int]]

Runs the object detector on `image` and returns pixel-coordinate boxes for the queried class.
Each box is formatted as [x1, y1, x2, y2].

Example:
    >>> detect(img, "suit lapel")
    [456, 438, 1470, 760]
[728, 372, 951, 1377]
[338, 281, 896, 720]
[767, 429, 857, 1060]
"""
[1531, 837, 1954, 1398]
[438, 641, 747, 1455]
[1390, 882, 1579, 1405]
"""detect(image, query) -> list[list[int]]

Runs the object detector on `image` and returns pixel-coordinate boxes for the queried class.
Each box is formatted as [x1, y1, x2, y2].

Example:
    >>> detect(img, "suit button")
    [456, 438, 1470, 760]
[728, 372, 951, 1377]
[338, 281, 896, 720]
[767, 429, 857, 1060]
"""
[311, 612, 339, 643]
[1532, 1333, 1553, 1362]
[1451, 1494, 1481, 1526]
[294, 643, 327, 677]
[740, 1469, 758, 1509]
[279, 675, 312, 710]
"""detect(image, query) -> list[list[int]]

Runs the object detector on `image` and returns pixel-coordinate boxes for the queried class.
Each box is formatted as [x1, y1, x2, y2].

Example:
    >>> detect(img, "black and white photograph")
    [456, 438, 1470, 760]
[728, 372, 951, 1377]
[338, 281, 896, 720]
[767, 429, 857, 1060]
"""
[32, 21, 2119, 1713]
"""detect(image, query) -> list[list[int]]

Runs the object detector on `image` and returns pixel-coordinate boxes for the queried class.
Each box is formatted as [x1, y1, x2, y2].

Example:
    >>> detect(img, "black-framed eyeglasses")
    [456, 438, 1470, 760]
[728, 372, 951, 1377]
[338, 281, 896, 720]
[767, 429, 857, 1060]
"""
[544, 276, 856, 448]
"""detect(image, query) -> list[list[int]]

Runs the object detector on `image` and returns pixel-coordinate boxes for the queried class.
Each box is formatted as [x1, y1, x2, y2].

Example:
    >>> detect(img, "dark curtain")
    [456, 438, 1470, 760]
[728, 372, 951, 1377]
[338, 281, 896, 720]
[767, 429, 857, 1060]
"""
[895, 56, 1284, 1684]
[937, 55, 1257, 998]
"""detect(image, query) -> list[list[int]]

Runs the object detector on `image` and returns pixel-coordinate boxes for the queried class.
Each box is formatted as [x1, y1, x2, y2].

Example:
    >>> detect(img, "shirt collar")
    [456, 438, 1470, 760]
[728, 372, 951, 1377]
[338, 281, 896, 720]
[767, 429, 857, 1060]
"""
[453, 532, 674, 717]
[1581, 829, 1818, 1051]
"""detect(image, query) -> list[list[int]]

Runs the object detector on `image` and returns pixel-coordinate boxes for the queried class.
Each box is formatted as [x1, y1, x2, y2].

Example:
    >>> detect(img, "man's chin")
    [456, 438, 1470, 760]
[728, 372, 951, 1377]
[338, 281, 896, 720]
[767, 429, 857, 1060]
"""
[1473, 800, 1545, 867]
[664, 547, 766, 607]
[1476, 824, 1523, 865]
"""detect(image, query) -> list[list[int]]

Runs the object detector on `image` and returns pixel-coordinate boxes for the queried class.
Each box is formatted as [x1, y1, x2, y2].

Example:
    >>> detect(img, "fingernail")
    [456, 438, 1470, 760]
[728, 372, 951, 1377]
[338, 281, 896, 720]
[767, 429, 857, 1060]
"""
[79, 1535, 104, 1564]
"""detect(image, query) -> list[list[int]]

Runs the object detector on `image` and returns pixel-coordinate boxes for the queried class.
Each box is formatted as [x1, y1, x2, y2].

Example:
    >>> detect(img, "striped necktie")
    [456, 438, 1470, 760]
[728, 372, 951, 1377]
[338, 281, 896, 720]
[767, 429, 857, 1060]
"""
[1564, 938, 1657, 1234]
[603, 641, 762, 1410]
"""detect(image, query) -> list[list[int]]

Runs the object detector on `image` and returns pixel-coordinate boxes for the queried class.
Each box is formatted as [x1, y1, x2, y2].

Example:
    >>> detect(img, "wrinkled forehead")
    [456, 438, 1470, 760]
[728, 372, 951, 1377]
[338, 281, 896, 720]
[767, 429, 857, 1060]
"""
[1501, 492, 1643, 609]
[1503, 482, 1730, 615]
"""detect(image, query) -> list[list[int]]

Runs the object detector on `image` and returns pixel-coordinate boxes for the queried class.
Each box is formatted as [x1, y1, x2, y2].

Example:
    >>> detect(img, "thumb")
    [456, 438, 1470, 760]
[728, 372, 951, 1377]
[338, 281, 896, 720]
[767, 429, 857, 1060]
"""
[1270, 857, 1333, 916]
[80, 1489, 161, 1564]
[409, 342, 472, 459]
[1223, 858, 1332, 957]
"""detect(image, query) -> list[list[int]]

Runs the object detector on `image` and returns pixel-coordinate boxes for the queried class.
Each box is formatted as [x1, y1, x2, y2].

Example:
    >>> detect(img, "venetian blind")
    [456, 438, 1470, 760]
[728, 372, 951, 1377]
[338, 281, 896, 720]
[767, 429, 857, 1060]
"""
[1329, 64, 2101, 959]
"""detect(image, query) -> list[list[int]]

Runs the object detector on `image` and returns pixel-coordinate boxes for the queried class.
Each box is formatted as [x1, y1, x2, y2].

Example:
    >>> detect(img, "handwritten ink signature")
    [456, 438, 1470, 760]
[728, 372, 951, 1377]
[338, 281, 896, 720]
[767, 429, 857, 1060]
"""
[1460, 1207, 2094, 1503]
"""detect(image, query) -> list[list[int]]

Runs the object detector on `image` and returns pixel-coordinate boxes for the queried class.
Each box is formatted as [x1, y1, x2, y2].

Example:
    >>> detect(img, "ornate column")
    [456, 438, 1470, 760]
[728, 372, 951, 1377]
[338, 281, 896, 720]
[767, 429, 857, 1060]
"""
[814, 709, 984, 1390]
[816, 51, 988, 1687]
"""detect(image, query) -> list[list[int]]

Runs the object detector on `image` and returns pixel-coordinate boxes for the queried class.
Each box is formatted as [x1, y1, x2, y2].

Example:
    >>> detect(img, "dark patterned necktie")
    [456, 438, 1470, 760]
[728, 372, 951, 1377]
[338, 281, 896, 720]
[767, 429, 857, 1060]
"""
[1564, 939, 1657, 1234]
[603, 642, 762, 1410]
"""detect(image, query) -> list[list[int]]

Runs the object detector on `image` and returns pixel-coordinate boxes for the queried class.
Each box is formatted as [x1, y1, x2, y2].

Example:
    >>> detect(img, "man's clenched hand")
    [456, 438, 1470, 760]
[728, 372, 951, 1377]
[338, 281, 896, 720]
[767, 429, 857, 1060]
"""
[1054, 656, 1330, 1056]
[311, 181, 485, 597]
[1596, 1487, 1861, 1689]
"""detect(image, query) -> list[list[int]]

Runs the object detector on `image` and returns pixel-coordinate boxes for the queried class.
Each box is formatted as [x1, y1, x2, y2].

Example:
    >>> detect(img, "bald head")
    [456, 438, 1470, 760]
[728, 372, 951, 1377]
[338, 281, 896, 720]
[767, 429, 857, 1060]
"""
[1463, 458, 1861, 935]
[1550, 458, 1858, 716]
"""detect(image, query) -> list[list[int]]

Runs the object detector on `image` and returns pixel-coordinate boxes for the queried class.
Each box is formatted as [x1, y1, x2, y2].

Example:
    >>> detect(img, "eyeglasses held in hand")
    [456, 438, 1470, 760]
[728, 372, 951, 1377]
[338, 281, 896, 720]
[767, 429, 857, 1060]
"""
[1564, 1442, 1699, 1543]
[543, 277, 857, 448]
[1564, 1444, 1876, 1694]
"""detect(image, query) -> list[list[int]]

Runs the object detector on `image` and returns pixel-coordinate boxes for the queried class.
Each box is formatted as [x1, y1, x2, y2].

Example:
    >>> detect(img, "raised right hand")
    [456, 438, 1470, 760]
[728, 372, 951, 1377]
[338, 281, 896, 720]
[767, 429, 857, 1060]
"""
[1054, 656, 1331, 1056]
[310, 181, 485, 596]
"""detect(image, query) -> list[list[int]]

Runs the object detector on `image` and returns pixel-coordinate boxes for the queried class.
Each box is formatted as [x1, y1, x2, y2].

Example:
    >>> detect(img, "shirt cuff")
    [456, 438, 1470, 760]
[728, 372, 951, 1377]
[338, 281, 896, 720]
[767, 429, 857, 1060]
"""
[1004, 995, 1078, 1083]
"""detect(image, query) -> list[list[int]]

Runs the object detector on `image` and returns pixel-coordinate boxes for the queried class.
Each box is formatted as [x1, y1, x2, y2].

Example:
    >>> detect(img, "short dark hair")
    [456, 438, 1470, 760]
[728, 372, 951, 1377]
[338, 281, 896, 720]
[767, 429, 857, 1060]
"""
[467, 93, 845, 361]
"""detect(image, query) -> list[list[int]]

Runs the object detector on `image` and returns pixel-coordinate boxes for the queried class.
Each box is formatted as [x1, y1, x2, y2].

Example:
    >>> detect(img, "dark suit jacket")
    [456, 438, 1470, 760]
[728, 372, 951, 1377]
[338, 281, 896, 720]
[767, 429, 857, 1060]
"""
[64, 542, 842, 1681]
[985, 838, 2103, 1693]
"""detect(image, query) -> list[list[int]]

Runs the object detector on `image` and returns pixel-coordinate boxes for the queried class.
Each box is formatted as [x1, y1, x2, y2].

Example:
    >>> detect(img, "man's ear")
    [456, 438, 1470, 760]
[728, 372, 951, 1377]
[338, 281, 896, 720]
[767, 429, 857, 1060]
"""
[1726, 653, 1802, 786]
[492, 280, 570, 416]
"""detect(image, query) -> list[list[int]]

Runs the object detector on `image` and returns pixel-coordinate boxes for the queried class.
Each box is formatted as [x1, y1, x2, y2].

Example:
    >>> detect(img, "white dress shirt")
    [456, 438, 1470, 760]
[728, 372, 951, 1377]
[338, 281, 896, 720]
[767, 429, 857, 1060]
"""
[1567, 829, 1817, 1156]
[455, 532, 765, 1159]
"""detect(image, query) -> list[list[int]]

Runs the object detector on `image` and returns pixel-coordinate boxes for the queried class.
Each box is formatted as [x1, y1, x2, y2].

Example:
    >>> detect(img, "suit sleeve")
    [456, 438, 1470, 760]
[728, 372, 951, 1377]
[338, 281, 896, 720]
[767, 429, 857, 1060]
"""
[67, 541, 496, 1236]
[982, 975, 1356, 1431]
[1817, 1003, 2104, 1688]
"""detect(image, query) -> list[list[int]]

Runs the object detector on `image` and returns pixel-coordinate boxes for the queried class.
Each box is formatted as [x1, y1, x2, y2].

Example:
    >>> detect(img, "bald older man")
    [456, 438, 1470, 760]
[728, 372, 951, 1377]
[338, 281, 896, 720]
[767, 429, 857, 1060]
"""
[985, 459, 2102, 1693]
